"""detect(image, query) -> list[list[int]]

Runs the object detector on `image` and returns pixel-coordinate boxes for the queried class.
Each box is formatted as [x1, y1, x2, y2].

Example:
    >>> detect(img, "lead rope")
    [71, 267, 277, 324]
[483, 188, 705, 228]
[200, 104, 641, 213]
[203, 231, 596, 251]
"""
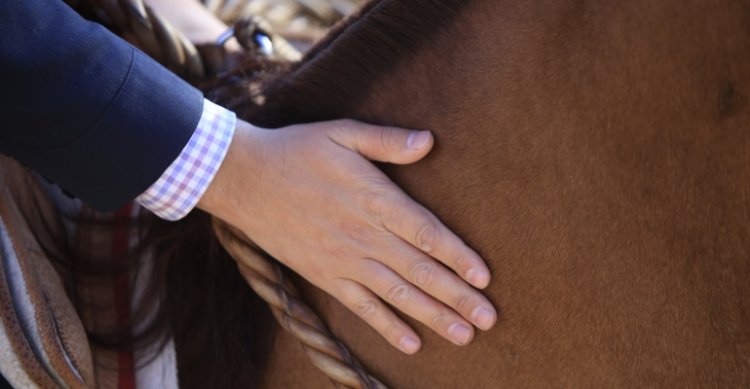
[213, 219, 387, 389]
[74, 0, 301, 79]
[78, 0, 204, 78]
[73, 0, 385, 387]
[202, 0, 361, 31]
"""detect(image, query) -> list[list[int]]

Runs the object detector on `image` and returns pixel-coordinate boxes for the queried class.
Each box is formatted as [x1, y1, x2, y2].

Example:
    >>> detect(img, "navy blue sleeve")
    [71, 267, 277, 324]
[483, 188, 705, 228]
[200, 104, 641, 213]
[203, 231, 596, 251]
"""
[0, 0, 204, 211]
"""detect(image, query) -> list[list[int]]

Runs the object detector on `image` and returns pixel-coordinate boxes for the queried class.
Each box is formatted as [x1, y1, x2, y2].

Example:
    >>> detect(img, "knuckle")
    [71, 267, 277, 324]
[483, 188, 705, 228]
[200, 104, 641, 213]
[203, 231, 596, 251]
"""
[354, 299, 378, 319]
[321, 240, 348, 260]
[328, 119, 358, 139]
[378, 127, 401, 151]
[455, 295, 472, 313]
[452, 254, 470, 271]
[409, 261, 435, 288]
[382, 321, 403, 343]
[386, 283, 412, 305]
[334, 118, 357, 131]
[302, 260, 326, 281]
[414, 222, 439, 252]
[430, 312, 448, 330]
[340, 222, 373, 245]
[358, 187, 390, 217]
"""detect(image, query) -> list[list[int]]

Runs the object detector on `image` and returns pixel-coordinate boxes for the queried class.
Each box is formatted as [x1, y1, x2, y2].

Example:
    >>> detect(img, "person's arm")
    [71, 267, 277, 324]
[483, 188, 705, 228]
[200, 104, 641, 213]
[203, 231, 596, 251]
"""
[0, 0, 202, 210]
[142, 0, 498, 352]
[0, 0, 498, 354]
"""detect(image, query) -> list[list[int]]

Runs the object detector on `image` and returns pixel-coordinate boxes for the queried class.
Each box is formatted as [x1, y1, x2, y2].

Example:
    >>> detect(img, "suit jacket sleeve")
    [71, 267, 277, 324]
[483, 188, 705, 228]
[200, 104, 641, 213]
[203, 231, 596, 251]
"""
[0, 0, 204, 211]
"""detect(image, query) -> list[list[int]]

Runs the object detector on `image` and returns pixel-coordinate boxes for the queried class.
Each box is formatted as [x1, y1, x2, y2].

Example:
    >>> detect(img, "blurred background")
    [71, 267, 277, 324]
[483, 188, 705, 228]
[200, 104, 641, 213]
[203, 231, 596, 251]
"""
[201, 0, 368, 50]
[68, 0, 371, 79]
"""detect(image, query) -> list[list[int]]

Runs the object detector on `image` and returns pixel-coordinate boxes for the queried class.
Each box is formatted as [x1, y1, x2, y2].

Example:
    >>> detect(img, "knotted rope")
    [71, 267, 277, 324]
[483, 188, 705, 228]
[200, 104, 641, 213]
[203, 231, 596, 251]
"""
[73, 0, 384, 387]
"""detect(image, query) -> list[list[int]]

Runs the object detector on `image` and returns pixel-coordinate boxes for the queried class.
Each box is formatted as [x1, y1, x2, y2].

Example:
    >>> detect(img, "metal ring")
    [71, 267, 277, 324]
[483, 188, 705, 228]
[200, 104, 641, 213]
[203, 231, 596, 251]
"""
[216, 26, 236, 46]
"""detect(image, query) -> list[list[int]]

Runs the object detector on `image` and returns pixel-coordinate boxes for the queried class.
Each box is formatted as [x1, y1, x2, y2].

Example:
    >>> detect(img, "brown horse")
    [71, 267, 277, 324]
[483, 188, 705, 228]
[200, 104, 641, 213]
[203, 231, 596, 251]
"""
[4, 0, 745, 387]
[198, 0, 750, 387]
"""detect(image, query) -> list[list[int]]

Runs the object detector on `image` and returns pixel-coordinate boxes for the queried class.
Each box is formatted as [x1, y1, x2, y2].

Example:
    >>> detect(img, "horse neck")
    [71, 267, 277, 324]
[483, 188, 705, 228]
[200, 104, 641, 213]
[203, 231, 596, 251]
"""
[260, 0, 750, 263]
[244, 0, 472, 126]
[255, 0, 750, 387]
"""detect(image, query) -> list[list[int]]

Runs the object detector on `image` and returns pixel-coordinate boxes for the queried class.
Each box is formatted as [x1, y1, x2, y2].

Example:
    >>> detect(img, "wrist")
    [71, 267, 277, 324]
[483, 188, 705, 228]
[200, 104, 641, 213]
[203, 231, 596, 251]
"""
[136, 99, 236, 221]
[197, 119, 263, 217]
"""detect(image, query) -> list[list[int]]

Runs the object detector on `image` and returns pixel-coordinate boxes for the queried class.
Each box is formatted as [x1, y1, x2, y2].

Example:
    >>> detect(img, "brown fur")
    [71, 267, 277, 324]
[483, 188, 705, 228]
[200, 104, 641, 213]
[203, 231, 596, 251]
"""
[206, 0, 750, 387]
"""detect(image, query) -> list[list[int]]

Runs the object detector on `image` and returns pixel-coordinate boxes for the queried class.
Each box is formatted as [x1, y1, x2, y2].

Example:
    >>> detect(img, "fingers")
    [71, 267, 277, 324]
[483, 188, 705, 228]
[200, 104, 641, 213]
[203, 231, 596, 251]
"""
[324, 119, 491, 289]
[236, 260, 420, 355]
[360, 188, 491, 290]
[357, 260, 479, 347]
[334, 280, 422, 355]
[221, 118, 498, 356]
[381, 237, 496, 329]
[326, 119, 434, 164]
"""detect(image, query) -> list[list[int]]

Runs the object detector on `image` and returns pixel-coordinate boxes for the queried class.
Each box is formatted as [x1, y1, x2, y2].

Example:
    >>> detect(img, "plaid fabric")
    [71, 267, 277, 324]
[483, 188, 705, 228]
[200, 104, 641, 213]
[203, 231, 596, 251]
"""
[64, 198, 178, 389]
[136, 99, 236, 221]
[73, 203, 139, 389]
[39, 178, 178, 389]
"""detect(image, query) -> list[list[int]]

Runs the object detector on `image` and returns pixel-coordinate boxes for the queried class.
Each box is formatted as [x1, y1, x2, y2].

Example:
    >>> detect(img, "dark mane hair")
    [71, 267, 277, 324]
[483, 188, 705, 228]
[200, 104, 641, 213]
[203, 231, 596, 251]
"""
[207, 0, 470, 127]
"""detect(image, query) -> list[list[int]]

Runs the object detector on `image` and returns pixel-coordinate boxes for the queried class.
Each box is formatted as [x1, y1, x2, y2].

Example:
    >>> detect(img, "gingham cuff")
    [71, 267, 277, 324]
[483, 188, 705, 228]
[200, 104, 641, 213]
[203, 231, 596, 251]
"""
[135, 99, 236, 221]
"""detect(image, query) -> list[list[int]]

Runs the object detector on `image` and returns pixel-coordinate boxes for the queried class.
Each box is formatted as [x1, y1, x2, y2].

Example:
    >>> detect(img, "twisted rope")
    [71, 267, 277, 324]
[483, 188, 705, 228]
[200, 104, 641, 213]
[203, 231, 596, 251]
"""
[232, 15, 303, 61]
[74, 1, 382, 386]
[80, 0, 301, 80]
[203, 0, 366, 47]
[85, 0, 205, 78]
[212, 219, 387, 389]
[203, 0, 350, 26]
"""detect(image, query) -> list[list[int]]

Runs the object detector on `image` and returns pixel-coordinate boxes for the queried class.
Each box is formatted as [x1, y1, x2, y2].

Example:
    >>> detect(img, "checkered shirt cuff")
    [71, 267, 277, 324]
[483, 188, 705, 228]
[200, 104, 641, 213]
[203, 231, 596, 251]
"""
[136, 99, 236, 221]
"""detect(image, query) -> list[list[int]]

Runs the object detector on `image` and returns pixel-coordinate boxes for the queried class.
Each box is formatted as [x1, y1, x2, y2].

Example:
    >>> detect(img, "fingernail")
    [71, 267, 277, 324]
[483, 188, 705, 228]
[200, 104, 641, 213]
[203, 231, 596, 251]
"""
[471, 307, 496, 330]
[399, 336, 421, 354]
[466, 268, 490, 289]
[448, 323, 472, 345]
[406, 130, 431, 150]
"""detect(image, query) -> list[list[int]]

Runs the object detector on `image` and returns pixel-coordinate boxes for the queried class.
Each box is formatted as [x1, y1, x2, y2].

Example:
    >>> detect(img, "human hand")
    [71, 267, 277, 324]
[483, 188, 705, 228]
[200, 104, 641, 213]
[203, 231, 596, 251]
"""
[199, 119, 497, 354]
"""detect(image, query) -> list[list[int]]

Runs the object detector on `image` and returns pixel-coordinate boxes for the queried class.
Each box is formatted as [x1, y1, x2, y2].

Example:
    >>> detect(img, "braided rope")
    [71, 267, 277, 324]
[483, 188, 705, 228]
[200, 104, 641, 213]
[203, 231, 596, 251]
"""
[212, 219, 387, 389]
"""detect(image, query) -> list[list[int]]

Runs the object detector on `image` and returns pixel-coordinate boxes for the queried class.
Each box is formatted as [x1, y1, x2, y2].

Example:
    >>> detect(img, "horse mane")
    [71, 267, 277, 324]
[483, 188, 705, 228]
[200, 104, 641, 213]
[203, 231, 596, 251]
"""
[208, 0, 472, 126]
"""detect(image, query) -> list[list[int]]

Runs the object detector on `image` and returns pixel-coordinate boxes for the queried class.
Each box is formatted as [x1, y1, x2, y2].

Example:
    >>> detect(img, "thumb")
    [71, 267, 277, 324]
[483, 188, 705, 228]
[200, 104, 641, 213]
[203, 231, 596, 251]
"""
[328, 120, 434, 164]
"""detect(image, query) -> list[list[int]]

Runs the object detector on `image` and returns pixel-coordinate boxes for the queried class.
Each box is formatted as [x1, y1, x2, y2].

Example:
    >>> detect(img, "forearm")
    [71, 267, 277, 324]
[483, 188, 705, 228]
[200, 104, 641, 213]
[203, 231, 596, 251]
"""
[0, 0, 203, 211]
